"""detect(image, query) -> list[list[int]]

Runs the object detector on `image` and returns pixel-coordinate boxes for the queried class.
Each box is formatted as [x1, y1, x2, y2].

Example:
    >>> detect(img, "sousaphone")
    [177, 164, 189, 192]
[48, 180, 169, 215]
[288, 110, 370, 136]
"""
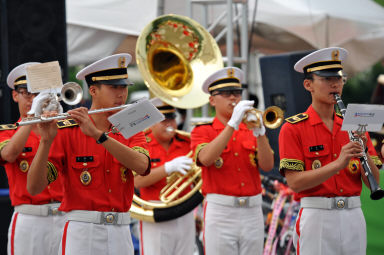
[132, 14, 223, 222]
[136, 14, 223, 109]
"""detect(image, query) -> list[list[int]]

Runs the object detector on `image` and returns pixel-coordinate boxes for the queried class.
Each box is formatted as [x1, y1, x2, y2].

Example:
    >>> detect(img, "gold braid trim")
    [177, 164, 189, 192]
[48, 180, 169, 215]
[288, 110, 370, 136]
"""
[0, 140, 10, 152]
[279, 158, 304, 171]
[194, 143, 208, 162]
[47, 161, 58, 184]
[371, 155, 382, 167]
[132, 146, 149, 157]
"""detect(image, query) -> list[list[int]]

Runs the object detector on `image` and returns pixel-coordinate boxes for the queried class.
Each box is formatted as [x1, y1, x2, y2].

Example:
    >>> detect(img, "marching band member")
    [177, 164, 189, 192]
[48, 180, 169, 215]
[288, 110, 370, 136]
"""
[0, 63, 65, 255]
[134, 98, 195, 255]
[279, 47, 382, 255]
[26, 54, 151, 255]
[191, 67, 274, 255]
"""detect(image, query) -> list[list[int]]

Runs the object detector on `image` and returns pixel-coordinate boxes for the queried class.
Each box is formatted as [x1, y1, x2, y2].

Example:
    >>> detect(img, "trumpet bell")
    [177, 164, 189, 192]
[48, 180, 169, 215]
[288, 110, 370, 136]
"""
[60, 82, 83, 105]
[136, 14, 223, 109]
[263, 106, 284, 129]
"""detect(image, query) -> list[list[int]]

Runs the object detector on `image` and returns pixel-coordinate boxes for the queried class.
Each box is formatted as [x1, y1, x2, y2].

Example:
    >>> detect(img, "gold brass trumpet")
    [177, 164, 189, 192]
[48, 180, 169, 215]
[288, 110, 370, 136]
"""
[242, 105, 284, 129]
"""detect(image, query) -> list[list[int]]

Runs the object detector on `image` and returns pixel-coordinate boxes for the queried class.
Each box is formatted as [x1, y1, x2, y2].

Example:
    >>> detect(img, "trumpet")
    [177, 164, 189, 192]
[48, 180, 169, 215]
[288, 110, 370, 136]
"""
[232, 103, 284, 129]
[334, 93, 384, 200]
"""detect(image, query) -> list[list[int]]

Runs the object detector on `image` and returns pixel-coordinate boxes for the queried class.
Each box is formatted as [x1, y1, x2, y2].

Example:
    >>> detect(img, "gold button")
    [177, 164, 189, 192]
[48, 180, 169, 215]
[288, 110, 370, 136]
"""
[337, 172, 340, 175]
[106, 169, 110, 173]
[109, 189, 112, 193]
[315, 152, 319, 155]
[21, 153, 26, 156]
[154, 163, 157, 167]
[112, 208, 115, 212]
[239, 199, 245, 206]
[241, 182, 245, 187]
[83, 163, 87, 166]
[340, 189, 343, 193]
[234, 152, 238, 156]
[334, 154, 337, 158]
[238, 168, 241, 172]
[233, 137, 236, 141]
[47, 186, 51, 189]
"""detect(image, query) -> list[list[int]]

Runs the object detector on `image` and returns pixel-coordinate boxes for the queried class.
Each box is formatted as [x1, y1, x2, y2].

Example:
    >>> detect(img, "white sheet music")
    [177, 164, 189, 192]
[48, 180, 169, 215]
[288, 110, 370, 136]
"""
[341, 104, 384, 132]
[26, 61, 63, 93]
[108, 99, 165, 139]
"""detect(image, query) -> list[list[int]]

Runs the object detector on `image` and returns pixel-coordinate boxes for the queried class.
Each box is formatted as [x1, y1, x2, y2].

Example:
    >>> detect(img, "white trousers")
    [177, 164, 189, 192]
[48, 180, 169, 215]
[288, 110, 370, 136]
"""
[59, 221, 134, 255]
[294, 207, 366, 255]
[204, 201, 264, 255]
[7, 211, 66, 255]
[139, 210, 195, 255]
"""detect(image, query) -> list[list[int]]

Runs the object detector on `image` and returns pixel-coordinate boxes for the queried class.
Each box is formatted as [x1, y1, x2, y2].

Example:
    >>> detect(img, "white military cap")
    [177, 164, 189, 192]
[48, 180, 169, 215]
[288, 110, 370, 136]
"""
[202, 67, 244, 94]
[150, 97, 176, 119]
[294, 47, 348, 77]
[6, 62, 40, 90]
[76, 53, 133, 86]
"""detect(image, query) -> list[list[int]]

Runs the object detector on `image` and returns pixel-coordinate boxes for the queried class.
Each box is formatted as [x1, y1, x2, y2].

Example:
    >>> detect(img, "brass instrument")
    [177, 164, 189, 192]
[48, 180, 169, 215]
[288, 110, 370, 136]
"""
[242, 106, 284, 129]
[132, 14, 223, 222]
[136, 14, 223, 109]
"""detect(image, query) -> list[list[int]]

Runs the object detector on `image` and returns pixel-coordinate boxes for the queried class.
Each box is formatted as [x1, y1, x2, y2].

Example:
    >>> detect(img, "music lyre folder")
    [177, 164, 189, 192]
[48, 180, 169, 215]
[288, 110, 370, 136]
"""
[341, 104, 384, 133]
[108, 99, 165, 139]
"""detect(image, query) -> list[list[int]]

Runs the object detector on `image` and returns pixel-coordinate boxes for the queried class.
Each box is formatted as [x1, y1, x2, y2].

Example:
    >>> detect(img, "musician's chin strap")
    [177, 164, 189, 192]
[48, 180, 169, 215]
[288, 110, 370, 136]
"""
[28, 92, 63, 117]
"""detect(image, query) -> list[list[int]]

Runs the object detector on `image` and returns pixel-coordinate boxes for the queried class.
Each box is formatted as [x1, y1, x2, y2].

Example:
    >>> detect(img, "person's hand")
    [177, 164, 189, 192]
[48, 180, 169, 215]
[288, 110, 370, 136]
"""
[28, 92, 63, 116]
[335, 141, 363, 170]
[227, 100, 254, 130]
[68, 107, 100, 139]
[164, 156, 193, 175]
[252, 113, 266, 137]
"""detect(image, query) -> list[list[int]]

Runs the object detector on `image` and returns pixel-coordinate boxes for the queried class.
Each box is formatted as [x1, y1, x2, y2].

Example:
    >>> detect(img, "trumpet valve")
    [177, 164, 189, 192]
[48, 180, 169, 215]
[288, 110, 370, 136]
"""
[243, 109, 261, 129]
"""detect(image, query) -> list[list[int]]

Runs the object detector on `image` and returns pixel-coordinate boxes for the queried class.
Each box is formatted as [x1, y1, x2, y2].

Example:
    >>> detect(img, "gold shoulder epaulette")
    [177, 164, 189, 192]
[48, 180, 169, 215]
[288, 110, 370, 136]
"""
[285, 113, 308, 124]
[0, 124, 17, 131]
[335, 112, 343, 119]
[56, 119, 78, 129]
[192, 120, 213, 126]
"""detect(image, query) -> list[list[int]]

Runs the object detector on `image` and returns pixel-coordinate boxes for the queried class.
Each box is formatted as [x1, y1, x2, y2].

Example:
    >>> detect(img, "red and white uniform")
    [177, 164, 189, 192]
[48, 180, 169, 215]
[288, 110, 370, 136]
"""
[139, 132, 195, 255]
[0, 122, 65, 255]
[51, 123, 149, 255]
[191, 118, 264, 255]
[279, 105, 382, 255]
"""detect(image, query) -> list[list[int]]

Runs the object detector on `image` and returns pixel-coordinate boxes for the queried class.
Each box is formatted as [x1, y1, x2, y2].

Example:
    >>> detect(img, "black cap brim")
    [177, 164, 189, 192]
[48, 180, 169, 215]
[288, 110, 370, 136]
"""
[96, 78, 134, 86]
[214, 86, 243, 92]
[163, 113, 176, 119]
[312, 70, 343, 77]
[15, 84, 28, 89]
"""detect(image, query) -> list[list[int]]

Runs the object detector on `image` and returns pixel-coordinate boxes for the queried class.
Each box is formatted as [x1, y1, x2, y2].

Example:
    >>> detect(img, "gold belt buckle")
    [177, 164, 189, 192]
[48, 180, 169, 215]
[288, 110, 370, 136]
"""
[335, 198, 346, 209]
[236, 197, 249, 207]
[103, 213, 117, 224]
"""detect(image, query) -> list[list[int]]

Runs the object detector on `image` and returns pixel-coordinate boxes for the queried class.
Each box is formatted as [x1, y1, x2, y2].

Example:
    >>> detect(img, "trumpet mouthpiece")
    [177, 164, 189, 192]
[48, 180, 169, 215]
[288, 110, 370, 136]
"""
[231, 102, 236, 107]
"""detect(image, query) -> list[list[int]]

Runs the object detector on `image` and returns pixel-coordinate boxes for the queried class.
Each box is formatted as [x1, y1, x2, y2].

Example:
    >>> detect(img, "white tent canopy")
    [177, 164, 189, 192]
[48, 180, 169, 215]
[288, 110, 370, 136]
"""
[66, 0, 384, 74]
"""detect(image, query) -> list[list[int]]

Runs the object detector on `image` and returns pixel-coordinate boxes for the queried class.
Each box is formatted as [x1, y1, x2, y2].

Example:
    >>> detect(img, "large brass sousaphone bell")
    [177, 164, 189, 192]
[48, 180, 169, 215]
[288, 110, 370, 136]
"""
[136, 14, 223, 108]
[131, 14, 223, 222]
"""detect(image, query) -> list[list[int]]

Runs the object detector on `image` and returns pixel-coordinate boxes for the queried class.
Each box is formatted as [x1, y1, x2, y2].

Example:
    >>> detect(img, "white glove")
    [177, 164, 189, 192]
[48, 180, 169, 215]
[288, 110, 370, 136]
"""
[227, 100, 254, 130]
[164, 156, 193, 175]
[28, 92, 63, 117]
[252, 113, 266, 137]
